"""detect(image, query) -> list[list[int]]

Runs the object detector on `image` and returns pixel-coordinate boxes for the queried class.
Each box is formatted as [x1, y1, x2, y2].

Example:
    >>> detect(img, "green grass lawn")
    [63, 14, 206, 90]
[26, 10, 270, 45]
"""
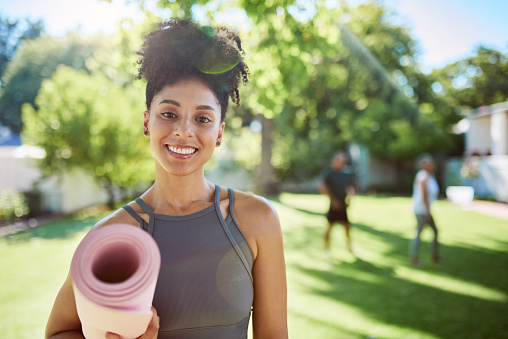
[1, 194, 507, 338]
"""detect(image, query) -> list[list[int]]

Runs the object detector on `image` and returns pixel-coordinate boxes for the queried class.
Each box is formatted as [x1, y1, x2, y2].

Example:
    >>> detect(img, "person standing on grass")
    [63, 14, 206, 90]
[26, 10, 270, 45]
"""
[320, 151, 355, 253]
[45, 18, 288, 339]
[410, 154, 441, 267]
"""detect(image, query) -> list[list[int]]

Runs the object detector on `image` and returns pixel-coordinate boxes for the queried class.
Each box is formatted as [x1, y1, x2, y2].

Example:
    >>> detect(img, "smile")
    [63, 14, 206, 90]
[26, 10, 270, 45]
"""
[166, 145, 198, 155]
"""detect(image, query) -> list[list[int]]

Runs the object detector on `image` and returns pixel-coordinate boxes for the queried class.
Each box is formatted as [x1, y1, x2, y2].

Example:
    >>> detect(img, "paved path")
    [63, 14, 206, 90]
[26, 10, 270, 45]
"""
[465, 200, 508, 221]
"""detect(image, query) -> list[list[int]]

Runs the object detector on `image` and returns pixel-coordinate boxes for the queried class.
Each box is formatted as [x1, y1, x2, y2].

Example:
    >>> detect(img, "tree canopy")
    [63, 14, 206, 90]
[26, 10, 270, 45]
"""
[22, 66, 153, 207]
[0, 15, 43, 83]
[0, 33, 104, 133]
[137, 0, 489, 188]
[432, 46, 508, 109]
[9, 0, 508, 198]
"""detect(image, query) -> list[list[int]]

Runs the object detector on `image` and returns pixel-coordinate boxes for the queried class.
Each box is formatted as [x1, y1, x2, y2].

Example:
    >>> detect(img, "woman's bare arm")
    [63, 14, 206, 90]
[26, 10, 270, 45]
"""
[421, 177, 431, 216]
[46, 208, 143, 338]
[45, 271, 83, 338]
[234, 193, 288, 339]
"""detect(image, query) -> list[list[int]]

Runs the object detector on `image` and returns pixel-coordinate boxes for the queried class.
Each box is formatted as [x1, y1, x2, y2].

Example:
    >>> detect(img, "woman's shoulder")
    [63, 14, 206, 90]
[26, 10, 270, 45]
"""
[233, 189, 277, 214]
[415, 169, 430, 182]
[232, 189, 281, 237]
[90, 203, 143, 232]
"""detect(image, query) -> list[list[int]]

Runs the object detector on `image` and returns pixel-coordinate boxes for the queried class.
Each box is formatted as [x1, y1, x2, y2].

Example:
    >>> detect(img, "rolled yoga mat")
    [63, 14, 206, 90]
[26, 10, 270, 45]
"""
[71, 224, 161, 339]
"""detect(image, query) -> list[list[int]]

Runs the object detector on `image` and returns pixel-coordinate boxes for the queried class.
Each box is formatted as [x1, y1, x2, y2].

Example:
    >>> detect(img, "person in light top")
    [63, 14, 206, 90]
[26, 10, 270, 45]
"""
[410, 154, 441, 267]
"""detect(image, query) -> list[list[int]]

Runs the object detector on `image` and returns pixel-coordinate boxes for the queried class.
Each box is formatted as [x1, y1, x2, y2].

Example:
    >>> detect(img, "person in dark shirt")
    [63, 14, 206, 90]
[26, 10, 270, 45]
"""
[320, 152, 355, 253]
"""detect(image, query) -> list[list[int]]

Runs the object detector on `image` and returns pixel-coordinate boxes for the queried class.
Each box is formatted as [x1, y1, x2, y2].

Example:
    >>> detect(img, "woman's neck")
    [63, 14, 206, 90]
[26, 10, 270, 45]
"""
[144, 166, 215, 214]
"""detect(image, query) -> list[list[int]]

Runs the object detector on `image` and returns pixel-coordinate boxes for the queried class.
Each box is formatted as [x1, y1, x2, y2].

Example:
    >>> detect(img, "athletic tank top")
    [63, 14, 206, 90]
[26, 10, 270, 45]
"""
[412, 169, 439, 215]
[122, 185, 254, 339]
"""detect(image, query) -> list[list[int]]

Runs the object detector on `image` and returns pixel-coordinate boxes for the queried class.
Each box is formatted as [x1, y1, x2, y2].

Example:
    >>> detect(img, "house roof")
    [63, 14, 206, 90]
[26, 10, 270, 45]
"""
[0, 145, 46, 159]
[463, 101, 508, 119]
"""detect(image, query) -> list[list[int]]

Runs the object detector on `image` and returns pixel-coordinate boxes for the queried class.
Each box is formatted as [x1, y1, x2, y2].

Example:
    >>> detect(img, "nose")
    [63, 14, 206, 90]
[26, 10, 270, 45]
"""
[173, 117, 194, 138]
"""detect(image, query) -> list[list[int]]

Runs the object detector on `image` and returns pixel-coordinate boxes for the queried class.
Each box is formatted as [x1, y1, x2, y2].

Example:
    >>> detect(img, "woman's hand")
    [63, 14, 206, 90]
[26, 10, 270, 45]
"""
[105, 307, 159, 339]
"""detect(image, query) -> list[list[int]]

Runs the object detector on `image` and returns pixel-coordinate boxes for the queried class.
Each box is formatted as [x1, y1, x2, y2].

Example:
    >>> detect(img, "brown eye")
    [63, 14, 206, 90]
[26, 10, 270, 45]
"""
[196, 116, 212, 123]
[162, 112, 177, 118]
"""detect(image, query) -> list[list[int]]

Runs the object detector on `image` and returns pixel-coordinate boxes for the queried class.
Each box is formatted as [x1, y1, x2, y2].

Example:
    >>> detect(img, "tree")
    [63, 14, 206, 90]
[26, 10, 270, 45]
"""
[0, 33, 105, 133]
[17, 16, 159, 208]
[22, 66, 153, 208]
[433, 46, 508, 109]
[408, 46, 508, 157]
[239, 1, 449, 185]
[0, 15, 43, 84]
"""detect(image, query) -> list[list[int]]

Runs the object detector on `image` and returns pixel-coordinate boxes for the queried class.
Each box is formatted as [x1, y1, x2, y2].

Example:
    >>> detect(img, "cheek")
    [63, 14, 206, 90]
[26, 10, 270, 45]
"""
[200, 130, 219, 143]
[150, 123, 163, 134]
[149, 119, 172, 134]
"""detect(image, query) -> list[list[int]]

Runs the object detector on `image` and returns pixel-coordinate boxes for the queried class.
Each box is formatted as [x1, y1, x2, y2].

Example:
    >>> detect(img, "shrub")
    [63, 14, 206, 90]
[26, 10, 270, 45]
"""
[0, 188, 29, 224]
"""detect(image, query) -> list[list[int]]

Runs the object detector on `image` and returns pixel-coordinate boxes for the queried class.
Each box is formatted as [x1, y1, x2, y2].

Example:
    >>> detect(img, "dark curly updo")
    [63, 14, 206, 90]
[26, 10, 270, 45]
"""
[136, 19, 249, 121]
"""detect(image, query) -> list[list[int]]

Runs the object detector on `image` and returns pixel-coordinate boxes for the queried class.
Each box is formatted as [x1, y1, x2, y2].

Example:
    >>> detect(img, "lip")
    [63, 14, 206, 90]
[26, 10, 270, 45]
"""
[165, 144, 198, 159]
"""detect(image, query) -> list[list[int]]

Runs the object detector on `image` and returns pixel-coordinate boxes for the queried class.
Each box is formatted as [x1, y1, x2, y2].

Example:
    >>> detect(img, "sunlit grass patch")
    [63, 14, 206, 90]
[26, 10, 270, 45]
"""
[395, 265, 507, 302]
[0, 231, 89, 338]
[276, 193, 508, 339]
[1, 194, 507, 338]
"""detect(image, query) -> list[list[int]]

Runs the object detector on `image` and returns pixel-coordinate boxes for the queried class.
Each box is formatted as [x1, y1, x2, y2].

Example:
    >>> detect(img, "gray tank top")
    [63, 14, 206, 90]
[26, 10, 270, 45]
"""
[122, 185, 254, 338]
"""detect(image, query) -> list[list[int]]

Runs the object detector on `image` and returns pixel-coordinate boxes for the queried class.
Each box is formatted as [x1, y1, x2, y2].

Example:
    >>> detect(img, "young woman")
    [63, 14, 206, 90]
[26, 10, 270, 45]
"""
[45, 19, 288, 339]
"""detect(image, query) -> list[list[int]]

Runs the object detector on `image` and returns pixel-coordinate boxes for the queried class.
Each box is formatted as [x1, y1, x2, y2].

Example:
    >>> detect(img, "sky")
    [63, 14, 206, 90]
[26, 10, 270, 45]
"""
[386, 0, 508, 71]
[1, 0, 507, 72]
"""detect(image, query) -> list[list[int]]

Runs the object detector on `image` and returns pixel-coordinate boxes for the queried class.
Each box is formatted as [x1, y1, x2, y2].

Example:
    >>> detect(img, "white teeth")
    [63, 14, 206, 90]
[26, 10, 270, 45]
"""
[168, 145, 196, 155]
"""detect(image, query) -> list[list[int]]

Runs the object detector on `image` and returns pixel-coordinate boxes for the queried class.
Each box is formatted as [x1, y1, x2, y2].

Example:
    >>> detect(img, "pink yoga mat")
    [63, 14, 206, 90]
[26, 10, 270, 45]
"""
[71, 224, 161, 339]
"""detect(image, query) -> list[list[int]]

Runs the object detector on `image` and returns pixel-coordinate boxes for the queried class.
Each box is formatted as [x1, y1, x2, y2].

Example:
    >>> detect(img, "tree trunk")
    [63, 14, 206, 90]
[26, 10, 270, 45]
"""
[100, 177, 116, 210]
[253, 116, 279, 196]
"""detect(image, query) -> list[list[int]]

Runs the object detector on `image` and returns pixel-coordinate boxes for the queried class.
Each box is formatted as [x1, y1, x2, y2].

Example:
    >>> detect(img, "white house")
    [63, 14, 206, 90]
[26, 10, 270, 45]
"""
[448, 101, 508, 202]
[464, 101, 508, 156]
[0, 144, 109, 215]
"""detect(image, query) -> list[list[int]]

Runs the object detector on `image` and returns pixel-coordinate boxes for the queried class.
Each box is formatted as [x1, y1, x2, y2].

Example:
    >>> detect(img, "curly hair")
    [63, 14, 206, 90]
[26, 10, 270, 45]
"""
[136, 19, 249, 121]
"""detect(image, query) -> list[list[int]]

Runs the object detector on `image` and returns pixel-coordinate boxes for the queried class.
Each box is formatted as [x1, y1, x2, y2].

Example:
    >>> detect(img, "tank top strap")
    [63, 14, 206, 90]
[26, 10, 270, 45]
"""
[135, 197, 155, 235]
[122, 205, 145, 227]
[214, 184, 221, 205]
[227, 187, 242, 232]
[214, 185, 253, 282]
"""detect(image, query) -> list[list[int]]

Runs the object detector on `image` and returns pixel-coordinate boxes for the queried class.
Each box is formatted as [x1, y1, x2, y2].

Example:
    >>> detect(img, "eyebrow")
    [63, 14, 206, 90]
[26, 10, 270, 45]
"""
[157, 100, 216, 112]
[157, 99, 180, 107]
[196, 105, 216, 112]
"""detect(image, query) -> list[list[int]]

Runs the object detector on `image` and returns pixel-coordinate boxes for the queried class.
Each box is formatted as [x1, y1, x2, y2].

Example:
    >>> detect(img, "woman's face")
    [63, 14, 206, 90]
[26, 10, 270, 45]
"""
[144, 78, 224, 177]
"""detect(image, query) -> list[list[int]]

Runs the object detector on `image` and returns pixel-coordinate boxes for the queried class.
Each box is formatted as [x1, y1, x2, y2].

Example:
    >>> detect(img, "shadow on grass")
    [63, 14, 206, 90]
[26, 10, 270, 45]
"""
[351, 223, 508, 294]
[297, 259, 507, 338]
[270, 195, 326, 217]
[285, 218, 508, 338]
[288, 307, 365, 338]
[275, 193, 410, 217]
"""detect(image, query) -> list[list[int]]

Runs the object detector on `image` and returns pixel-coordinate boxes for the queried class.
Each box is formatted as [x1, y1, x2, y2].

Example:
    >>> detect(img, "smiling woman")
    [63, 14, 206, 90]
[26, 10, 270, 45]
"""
[45, 18, 288, 339]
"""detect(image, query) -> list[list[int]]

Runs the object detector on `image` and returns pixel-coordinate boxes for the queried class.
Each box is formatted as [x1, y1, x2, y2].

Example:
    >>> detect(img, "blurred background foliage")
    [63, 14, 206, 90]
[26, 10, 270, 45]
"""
[1, 0, 508, 199]
[0, 188, 29, 224]
[22, 66, 153, 208]
[0, 15, 44, 84]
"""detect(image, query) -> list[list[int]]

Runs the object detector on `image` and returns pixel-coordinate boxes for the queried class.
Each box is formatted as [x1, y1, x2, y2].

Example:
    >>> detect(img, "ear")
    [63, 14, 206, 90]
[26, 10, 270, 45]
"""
[217, 122, 225, 143]
[143, 111, 150, 136]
